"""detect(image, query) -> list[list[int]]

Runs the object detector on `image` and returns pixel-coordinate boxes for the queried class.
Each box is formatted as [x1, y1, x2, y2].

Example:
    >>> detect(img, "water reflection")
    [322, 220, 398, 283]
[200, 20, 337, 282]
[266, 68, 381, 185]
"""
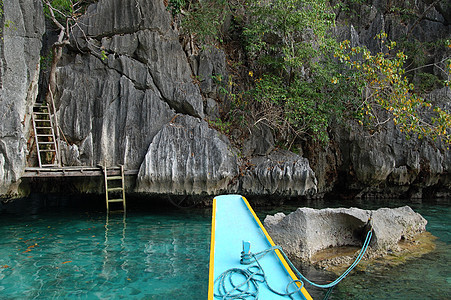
[102, 212, 128, 280]
[0, 203, 210, 299]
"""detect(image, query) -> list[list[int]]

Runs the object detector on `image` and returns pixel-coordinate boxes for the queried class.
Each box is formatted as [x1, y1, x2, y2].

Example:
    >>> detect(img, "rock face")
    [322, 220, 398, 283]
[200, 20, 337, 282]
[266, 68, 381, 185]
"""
[0, 0, 45, 195]
[55, 0, 203, 170]
[0, 0, 449, 200]
[240, 150, 318, 197]
[136, 114, 238, 195]
[310, 0, 451, 199]
[51, 0, 319, 197]
[264, 206, 427, 262]
[320, 87, 451, 199]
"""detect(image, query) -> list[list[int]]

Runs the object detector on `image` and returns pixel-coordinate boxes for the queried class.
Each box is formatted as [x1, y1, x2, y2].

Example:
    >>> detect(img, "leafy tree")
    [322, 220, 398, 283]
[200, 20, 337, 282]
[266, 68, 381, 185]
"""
[244, 0, 335, 74]
[335, 33, 451, 144]
[42, 0, 73, 104]
[242, 0, 347, 144]
[168, 0, 240, 47]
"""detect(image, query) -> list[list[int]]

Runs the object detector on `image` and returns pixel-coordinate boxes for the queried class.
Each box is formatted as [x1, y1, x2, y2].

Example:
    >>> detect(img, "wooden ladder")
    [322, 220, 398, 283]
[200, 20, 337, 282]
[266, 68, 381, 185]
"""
[103, 165, 126, 212]
[32, 103, 59, 168]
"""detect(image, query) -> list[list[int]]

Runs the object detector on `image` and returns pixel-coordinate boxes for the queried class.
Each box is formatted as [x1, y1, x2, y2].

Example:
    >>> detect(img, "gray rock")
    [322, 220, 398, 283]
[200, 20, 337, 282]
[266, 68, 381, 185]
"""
[54, 0, 204, 170]
[205, 97, 219, 120]
[0, 0, 44, 196]
[74, 0, 172, 38]
[197, 46, 227, 98]
[264, 206, 427, 261]
[56, 54, 175, 169]
[136, 115, 239, 195]
[240, 150, 318, 196]
[327, 87, 451, 199]
[242, 123, 275, 157]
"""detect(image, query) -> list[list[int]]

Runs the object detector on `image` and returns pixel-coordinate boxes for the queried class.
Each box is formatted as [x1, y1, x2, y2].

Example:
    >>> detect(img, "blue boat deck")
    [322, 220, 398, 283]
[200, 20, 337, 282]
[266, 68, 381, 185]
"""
[208, 194, 312, 299]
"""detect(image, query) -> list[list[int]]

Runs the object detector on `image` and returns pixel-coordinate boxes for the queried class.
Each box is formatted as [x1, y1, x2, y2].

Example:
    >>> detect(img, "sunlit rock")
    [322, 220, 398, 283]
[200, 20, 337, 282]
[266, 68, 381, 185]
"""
[0, 0, 44, 196]
[136, 115, 239, 195]
[264, 206, 427, 263]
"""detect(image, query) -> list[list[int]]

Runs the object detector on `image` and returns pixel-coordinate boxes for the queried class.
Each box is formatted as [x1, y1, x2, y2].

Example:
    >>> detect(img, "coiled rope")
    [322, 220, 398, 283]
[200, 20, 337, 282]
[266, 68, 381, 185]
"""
[213, 229, 373, 299]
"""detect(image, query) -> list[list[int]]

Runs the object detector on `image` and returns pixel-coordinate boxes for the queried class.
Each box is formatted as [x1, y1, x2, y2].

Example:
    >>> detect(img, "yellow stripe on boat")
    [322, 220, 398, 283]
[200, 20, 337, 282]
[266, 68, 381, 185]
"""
[207, 195, 217, 299]
[208, 194, 312, 300]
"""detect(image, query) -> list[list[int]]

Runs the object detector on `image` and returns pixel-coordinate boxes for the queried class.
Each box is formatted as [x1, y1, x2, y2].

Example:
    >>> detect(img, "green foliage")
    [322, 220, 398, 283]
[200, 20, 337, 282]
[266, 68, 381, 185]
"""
[398, 38, 450, 94]
[242, 0, 343, 144]
[180, 0, 233, 44]
[172, 1, 450, 146]
[244, 0, 335, 72]
[207, 118, 233, 135]
[167, 0, 186, 16]
[251, 58, 363, 144]
[43, 0, 74, 21]
[40, 52, 54, 70]
[416, 72, 442, 93]
[335, 33, 451, 144]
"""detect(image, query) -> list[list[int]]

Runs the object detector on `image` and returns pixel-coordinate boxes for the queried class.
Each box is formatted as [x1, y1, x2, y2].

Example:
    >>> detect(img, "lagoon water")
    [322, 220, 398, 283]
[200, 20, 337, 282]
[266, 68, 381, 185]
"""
[0, 196, 449, 299]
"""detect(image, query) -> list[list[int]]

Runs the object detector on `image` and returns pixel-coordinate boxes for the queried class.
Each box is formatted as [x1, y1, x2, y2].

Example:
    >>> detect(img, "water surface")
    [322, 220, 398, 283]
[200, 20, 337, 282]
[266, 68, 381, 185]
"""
[0, 196, 449, 299]
[0, 198, 210, 299]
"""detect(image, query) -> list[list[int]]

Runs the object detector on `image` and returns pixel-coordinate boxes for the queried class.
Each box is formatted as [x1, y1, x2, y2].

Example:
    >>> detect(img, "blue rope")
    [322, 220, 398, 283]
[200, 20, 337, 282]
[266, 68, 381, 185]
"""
[213, 256, 304, 299]
[282, 230, 373, 289]
[213, 229, 373, 299]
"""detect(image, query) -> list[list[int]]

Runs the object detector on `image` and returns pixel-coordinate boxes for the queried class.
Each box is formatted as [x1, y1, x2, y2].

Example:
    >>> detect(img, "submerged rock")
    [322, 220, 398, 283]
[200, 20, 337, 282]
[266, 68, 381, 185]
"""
[264, 206, 428, 265]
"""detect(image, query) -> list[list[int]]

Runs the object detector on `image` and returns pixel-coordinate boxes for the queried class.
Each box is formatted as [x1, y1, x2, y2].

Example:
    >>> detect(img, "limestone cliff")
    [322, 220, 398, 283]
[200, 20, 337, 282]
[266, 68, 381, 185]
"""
[0, 0, 449, 200]
[309, 1, 451, 199]
[0, 0, 44, 196]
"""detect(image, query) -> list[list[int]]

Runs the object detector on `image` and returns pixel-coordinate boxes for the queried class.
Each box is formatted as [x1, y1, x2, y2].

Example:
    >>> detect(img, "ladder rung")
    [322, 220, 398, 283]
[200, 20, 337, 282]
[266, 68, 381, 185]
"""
[107, 187, 123, 192]
[36, 134, 54, 137]
[34, 119, 51, 122]
[104, 165, 125, 211]
[36, 127, 53, 129]
[33, 112, 49, 114]
[41, 164, 59, 167]
[38, 141, 56, 144]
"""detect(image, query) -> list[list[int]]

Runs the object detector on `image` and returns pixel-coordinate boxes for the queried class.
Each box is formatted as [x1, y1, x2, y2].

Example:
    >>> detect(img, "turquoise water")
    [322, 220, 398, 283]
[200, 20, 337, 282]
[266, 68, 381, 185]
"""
[0, 199, 210, 299]
[0, 196, 449, 299]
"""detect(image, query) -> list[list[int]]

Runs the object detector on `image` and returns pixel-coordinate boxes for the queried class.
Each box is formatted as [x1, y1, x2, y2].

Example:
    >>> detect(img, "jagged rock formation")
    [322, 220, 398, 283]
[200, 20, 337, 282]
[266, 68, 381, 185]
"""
[328, 88, 451, 199]
[51, 0, 318, 197]
[56, 0, 203, 170]
[264, 206, 427, 262]
[136, 114, 238, 195]
[0, 0, 449, 200]
[309, 1, 451, 199]
[0, 0, 44, 196]
[240, 150, 318, 196]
